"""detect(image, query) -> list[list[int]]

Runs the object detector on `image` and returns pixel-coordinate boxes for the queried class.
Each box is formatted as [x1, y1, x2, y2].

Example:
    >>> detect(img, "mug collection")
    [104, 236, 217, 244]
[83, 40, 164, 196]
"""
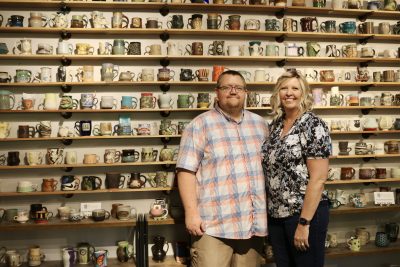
[1, 0, 400, 266]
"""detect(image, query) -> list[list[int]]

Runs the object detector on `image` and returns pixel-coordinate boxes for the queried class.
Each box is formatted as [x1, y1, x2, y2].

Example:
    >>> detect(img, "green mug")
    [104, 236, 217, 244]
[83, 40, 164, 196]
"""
[177, 94, 195, 108]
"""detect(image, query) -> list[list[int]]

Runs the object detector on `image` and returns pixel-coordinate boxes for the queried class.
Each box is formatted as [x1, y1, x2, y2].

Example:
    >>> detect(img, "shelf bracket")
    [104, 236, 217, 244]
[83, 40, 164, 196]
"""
[160, 84, 170, 92]
[159, 31, 170, 42]
[360, 85, 370, 92]
[160, 111, 171, 117]
[357, 12, 373, 23]
[274, 8, 285, 19]
[61, 139, 73, 146]
[59, 4, 71, 14]
[361, 108, 372, 115]
[61, 57, 72, 67]
[159, 5, 170, 16]
[60, 112, 72, 119]
[60, 30, 72, 41]
[275, 34, 285, 43]
[359, 61, 371, 68]
[62, 193, 74, 198]
[160, 58, 170, 67]
[276, 59, 287, 68]
[361, 132, 373, 139]
[161, 137, 171, 144]
[61, 84, 72, 93]
[358, 36, 373, 45]
[61, 167, 73, 172]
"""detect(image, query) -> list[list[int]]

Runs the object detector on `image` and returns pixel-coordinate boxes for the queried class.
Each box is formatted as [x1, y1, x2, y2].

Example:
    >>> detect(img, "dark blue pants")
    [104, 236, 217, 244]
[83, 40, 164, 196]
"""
[267, 200, 329, 267]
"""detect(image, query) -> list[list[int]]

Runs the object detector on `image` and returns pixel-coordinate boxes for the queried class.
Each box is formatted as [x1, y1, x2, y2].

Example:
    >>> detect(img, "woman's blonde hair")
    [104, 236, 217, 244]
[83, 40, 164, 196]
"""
[270, 70, 314, 120]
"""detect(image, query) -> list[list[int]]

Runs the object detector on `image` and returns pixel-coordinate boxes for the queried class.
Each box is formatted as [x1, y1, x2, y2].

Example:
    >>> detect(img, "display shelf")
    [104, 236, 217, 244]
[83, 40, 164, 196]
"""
[334, 154, 400, 159]
[0, 0, 399, 19]
[329, 204, 400, 215]
[0, 257, 183, 267]
[0, 187, 175, 197]
[2, 105, 399, 114]
[326, 177, 400, 184]
[2, 54, 399, 64]
[0, 27, 164, 35]
[0, 161, 177, 170]
[0, 135, 181, 142]
[0, 54, 163, 61]
[2, 81, 400, 87]
[263, 240, 400, 264]
[330, 130, 400, 135]
[0, 216, 178, 231]
[324, 241, 400, 259]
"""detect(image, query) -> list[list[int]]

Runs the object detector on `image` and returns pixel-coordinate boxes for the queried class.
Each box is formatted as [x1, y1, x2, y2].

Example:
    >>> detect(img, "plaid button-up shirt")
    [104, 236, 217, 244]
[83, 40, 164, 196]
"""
[177, 105, 268, 239]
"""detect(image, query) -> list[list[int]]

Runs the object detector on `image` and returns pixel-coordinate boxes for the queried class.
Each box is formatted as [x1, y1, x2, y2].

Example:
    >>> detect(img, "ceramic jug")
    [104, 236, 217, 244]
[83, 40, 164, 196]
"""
[0, 90, 15, 110]
[151, 235, 169, 262]
[363, 117, 378, 130]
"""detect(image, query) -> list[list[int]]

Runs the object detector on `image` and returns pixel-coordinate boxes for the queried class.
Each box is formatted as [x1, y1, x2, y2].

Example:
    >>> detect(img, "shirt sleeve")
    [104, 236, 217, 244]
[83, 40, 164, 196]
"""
[304, 116, 332, 159]
[176, 118, 205, 173]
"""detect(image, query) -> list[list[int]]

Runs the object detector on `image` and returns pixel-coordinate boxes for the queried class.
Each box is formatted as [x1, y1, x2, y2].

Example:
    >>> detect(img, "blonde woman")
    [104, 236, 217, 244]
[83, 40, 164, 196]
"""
[261, 70, 332, 267]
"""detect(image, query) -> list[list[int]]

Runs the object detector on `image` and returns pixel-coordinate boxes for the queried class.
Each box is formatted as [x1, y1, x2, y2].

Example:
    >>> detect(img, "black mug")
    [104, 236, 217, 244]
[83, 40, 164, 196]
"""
[7, 151, 20, 166]
[57, 66, 66, 82]
[168, 15, 184, 29]
[121, 149, 139, 163]
[127, 42, 141, 55]
[81, 176, 102, 190]
[30, 203, 47, 219]
[105, 173, 126, 189]
[75, 120, 92, 136]
[180, 69, 195, 81]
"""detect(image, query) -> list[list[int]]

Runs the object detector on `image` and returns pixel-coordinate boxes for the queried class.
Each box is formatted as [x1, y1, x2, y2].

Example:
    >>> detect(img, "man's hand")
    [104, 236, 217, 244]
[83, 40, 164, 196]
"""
[185, 213, 206, 236]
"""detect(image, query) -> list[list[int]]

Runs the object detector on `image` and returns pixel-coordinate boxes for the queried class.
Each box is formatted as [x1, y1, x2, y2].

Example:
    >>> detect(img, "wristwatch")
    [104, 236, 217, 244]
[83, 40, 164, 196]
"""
[298, 217, 311, 226]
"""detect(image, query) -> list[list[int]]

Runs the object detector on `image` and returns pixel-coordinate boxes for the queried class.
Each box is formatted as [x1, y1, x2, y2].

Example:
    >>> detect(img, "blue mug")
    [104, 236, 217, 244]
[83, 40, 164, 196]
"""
[6, 15, 24, 27]
[339, 21, 356, 34]
[121, 96, 138, 109]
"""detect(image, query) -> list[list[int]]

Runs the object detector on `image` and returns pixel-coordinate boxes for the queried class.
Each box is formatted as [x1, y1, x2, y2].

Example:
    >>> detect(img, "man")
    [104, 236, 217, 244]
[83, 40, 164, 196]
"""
[176, 70, 268, 267]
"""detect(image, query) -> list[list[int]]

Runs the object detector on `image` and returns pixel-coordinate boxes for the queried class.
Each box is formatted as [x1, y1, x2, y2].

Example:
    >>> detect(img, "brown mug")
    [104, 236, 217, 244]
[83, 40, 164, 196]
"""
[383, 70, 395, 82]
[185, 42, 203, 56]
[359, 168, 376, 179]
[41, 178, 58, 192]
[376, 168, 387, 179]
[340, 167, 355, 180]
[18, 125, 36, 138]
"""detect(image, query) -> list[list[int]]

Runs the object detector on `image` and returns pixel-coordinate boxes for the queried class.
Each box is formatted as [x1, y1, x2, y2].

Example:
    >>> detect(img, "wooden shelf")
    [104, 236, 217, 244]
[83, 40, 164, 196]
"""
[0, 187, 175, 197]
[0, 161, 176, 170]
[329, 204, 400, 215]
[1, 54, 400, 64]
[0, 1, 399, 19]
[330, 130, 400, 135]
[0, 216, 178, 231]
[264, 241, 400, 264]
[2, 106, 400, 115]
[0, 135, 181, 142]
[0, 257, 183, 267]
[326, 177, 400, 185]
[333, 154, 400, 159]
[3, 81, 399, 88]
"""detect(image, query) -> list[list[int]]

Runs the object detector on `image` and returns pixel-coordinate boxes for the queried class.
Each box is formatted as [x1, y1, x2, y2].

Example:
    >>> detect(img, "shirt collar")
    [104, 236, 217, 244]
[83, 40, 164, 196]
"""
[214, 103, 244, 124]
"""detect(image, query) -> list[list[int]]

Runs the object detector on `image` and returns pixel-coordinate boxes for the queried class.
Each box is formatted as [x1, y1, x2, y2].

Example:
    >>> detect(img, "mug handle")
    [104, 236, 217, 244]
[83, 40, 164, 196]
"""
[119, 175, 126, 188]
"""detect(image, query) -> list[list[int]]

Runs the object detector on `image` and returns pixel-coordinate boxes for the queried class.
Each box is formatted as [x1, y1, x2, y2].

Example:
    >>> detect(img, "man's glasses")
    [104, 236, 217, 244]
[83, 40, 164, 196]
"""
[217, 85, 246, 92]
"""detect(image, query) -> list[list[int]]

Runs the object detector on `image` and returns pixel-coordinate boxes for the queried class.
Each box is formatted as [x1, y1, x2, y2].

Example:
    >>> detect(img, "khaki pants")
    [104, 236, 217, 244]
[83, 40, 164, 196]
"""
[190, 234, 264, 267]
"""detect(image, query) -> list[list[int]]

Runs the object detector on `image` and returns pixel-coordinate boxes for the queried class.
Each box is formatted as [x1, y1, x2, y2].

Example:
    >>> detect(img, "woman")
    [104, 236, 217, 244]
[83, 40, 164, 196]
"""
[261, 70, 332, 267]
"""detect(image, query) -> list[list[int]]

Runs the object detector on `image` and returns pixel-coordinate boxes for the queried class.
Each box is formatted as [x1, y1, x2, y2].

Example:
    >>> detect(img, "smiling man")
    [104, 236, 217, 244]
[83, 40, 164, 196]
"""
[176, 70, 268, 267]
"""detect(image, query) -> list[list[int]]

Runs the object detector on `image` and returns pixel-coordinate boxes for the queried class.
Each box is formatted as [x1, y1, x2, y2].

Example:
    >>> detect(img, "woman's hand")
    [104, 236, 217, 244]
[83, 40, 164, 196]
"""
[294, 224, 310, 251]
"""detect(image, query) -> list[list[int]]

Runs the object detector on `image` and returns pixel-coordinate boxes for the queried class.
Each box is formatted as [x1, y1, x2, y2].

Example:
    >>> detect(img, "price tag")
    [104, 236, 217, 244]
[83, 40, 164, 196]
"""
[374, 192, 395, 205]
[81, 202, 102, 218]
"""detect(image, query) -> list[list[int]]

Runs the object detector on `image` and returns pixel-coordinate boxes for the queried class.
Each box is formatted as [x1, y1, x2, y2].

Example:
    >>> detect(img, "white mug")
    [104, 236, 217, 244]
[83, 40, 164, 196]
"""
[26, 151, 43, 165]
[254, 69, 270, 82]
[65, 151, 77, 165]
[57, 42, 74, 55]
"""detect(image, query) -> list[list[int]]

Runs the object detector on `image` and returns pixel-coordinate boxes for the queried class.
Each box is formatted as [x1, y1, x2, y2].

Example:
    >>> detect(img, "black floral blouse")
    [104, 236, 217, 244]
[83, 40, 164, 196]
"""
[261, 112, 332, 218]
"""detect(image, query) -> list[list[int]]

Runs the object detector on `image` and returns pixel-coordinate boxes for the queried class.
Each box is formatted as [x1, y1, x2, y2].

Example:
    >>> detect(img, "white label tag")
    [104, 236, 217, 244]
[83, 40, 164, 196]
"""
[374, 192, 395, 205]
[80, 202, 102, 217]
